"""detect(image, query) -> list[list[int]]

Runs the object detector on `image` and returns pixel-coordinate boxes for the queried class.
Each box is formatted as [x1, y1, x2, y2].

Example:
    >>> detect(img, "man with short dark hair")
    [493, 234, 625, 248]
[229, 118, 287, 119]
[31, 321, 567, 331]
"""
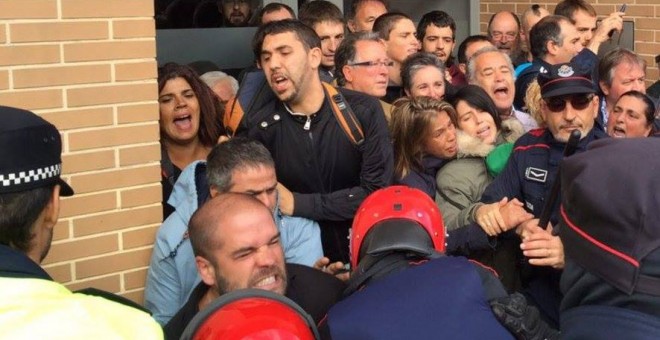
[0, 106, 162, 338]
[346, 0, 388, 33]
[372, 12, 419, 103]
[145, 138, 324, 325]
[299, 0, 346, 78]
[519, 4, 550, 66]
[164, 193, 345, 339]
[218, 0, 253, 27]
[417, 10, 466, 87]
[456, 35, 494, 76]
[514, 15, 582, 109]
[257, 2, 295, 26]
[239, 20, 393, 264]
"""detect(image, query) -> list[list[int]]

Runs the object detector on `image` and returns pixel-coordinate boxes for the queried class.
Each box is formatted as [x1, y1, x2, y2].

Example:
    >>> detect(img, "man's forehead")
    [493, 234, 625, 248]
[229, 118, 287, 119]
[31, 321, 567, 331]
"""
[263, 32, 303, 50]
[425, 24, 453, 36]
[356, 40, 386, 55]
[357, 1, 386, 16]
[476, 51, 506, 68]
[491, 13, 518, 29]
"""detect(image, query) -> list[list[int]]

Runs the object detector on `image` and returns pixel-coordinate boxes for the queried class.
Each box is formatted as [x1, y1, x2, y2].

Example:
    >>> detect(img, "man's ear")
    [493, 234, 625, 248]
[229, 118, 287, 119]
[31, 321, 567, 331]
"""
[196, 256, 216, 286]
[44, 185, 61, 229]
[209, 186, 219, 198]
[599, 80, 610, 97]
[309, 47, 322, 69]
[404, 88, 412, 97]
[343, 65, 354, 83]
[546, 40, 558, 57]
[347, 19, 357, 33]
[591, 94, 599, 119]
[458, 63, 467, 75]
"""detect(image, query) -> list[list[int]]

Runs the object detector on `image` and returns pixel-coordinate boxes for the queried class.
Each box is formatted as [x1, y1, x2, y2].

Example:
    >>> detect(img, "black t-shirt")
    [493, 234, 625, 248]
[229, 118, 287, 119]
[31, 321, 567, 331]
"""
[164, 263, 346, 340]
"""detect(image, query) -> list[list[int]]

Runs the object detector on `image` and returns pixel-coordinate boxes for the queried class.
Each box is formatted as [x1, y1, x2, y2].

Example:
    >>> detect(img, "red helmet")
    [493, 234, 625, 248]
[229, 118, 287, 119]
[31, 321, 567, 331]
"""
[350, 186, 446, 269]
[182, 289, 319, 340]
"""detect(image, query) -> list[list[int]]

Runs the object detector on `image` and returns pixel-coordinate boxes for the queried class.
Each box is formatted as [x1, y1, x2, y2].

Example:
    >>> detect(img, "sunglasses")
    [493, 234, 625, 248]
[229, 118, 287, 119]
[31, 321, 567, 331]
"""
[544, 94, 594, 112]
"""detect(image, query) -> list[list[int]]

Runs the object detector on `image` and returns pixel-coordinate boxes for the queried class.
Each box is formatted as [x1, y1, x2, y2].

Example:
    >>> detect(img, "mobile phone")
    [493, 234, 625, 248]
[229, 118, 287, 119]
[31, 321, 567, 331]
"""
[608, 4, 626, 38]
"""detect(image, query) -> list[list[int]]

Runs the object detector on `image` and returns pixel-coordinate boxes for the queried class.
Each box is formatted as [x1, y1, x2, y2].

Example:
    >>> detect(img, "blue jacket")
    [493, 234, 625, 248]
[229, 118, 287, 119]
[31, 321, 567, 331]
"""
[324, 256, 514, 340]
[144, 161, 323, 325]
[480, 126, 607, 326]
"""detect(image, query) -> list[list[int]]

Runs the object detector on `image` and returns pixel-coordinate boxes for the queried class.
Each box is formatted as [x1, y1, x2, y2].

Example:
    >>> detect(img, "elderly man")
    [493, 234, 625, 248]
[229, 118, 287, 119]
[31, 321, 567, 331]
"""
[475, 61, 607, 327]
[372, 12, 419, 103]
[200, 71, 238, 106]
[145, 138, 324, 325]
[346, 0, 388, 33]
[164, 193, 345, 339]
[335, 32, 392, 120]
[467, 46, 538, 131]
[597, 48, 648, 131]
[514, 15, 583, 110]
[300, 0, 346, 79]
[237, 20, 393, 264]
[487, 11, 525, 66]
[0, 106, 162, 338]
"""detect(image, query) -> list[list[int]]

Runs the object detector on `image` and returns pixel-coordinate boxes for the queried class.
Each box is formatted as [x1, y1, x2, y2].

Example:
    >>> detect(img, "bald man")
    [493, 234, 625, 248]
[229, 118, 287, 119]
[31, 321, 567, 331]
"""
[164, 193, 345, 339]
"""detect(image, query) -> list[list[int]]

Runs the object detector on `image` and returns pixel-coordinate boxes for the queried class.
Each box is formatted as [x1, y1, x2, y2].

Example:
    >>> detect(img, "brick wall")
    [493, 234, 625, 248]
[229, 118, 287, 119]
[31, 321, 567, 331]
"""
[480, 0, 660, 86]
[0, 0, 160, 304]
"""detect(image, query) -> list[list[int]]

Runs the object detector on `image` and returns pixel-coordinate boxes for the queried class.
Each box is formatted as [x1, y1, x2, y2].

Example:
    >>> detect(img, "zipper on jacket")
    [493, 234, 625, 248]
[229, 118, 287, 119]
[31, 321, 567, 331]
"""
[303, 115, 312, 130]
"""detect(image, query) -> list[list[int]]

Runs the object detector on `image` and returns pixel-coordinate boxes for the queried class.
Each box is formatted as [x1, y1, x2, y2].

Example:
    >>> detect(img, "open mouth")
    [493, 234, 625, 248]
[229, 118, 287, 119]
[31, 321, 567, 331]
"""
[493, 85, 509, 99]
[173, 114, 192, 129]
[271, 74, 289, 93]
[611, 126, 626, 138]
[477, 125, 491, 139]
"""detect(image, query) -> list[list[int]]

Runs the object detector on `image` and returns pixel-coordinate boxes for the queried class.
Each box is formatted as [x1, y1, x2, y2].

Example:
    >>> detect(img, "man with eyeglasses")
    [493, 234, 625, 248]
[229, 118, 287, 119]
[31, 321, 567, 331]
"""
[218, 0, 253, 27]
[487, 11, 526, 67]
[475, 61, 607, 328]
[335, 32, 393, 120]
[237, 20, 393, 265]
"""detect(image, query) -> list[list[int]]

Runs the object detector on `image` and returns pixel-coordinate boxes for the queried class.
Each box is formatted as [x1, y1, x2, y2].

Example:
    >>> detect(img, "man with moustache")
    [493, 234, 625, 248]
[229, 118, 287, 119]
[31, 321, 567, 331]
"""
[487, 11, 525, 66]
[468, 46, 538, 131]
[164, 194, 345, 340]
[417, 10, 466, 87]
[475, 61, 608, 327]
[237, 20, 393, 264]
[218, 0, 253, 27]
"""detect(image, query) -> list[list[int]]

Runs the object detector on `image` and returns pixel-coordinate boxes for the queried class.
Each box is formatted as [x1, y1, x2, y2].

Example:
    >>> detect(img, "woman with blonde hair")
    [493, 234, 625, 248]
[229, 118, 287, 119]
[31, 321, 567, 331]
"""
[390, 96, 457, 197]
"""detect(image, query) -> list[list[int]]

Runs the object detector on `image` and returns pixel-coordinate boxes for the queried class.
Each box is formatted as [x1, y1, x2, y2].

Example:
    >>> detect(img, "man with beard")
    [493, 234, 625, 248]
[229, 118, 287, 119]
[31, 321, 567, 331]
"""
[468, 46, 538, 131]
[417, 10, 466, 87]
[218, 0, 253, 27]
[237, 20, 393, 264]
[487, 11, 526, 67]
[164, 193, 345, 340]
[475, 61, 607, 327]
[145, 138, 324, 325]
[0, 106, 162, 338]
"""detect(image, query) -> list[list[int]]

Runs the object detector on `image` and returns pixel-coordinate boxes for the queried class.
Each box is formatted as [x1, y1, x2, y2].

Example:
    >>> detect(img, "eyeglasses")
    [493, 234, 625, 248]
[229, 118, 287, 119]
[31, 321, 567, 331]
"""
[490, 31, 518, 42]
[544, 94, 594, 112]
[348, 60, 394, 68]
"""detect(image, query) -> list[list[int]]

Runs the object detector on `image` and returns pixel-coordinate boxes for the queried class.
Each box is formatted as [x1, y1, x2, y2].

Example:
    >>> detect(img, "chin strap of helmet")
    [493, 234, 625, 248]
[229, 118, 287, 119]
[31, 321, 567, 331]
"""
[344, 251, 443, 297]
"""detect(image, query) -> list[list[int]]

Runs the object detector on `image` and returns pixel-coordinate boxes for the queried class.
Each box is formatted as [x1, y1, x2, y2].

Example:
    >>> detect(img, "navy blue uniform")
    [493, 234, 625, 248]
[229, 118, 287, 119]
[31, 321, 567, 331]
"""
[480, 126, 607, 325]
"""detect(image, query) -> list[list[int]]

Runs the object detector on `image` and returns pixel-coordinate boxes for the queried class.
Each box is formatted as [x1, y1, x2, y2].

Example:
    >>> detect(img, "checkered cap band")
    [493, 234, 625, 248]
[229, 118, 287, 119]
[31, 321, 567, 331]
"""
[0, 163, 62, 189]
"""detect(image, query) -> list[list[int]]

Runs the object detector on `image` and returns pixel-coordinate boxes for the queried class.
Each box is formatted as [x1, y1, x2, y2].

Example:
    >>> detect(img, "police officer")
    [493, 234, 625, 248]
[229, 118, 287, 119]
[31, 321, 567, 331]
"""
[474, 61, 608, 326]
[321, 186, 557, 339]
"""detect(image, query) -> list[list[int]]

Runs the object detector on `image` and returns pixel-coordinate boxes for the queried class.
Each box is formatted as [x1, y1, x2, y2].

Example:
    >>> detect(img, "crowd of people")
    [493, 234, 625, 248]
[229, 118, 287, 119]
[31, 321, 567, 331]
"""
[2, 0, 660, 339]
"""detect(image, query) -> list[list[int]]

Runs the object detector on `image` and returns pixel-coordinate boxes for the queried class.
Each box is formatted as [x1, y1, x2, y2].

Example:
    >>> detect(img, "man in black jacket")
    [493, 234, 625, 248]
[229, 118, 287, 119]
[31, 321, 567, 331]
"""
[164, 193, 345, 340]
[237, 19, 393, 263]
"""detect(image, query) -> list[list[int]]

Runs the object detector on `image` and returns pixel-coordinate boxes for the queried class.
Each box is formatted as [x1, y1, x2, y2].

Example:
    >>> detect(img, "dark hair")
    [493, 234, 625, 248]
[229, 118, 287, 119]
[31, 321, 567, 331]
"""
[157, 63, 224, 147]
[487, 11, 521, 35]
[335, 32, 382, 86]
[347, 0, 389, 20]
[252, 19, 321, 61]
[257, 2, 296, 25]
[457, 35, 490, 64]
[206, 138, 275, 193]
[598, 48, 647, 88]
[390, 97, 456, 179]
[450, 85, 503, 131]
[417, 10, 456, 41]
[0, 186, 54, 253]
[299, 0, 344, 28]
[372, 12, 412, 40]
[530, 15, 568, 59]
[617, 90, 657, 130]
[401, 52, 445, 93]
[554, 0, 596, 22]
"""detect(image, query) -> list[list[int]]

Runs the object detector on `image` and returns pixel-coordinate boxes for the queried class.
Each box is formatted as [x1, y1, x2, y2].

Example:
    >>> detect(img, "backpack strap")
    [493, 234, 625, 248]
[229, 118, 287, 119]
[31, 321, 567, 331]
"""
[223, 70, 275, 136]
[322, 82, 365, 146]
